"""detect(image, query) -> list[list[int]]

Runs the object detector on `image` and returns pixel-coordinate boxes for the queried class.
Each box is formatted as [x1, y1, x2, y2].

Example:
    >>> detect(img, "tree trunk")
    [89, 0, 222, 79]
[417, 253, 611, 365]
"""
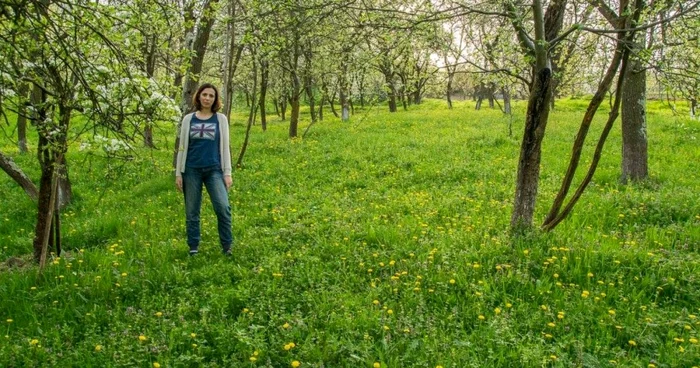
[0, 151, 38, 201]
[17, 83, 29, 153]
[691, 98, 698, 120]
[237, 54, 257, 168]
[503, 88, 512, 115]
[329, 91, 339, 118]
[289, 94, 300, 138]
[223, 0, 243, 119]
[385, 72, 397, 113]
[621, 57, 648, 183]
[305, 82, 317, 123]
[280, 97, 287, 121]
[318, 94, 324, 121]
[511, 68, 553, 230]
[339, 90, 350, 121]
[143, 34, 157, 148]
[259, 60, 269, 131]
[446, 73, 454, 109]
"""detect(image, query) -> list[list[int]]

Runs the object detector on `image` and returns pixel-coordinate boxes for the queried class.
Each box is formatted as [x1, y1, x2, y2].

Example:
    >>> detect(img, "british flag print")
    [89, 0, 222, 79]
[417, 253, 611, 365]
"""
[190, 123, 216, 140]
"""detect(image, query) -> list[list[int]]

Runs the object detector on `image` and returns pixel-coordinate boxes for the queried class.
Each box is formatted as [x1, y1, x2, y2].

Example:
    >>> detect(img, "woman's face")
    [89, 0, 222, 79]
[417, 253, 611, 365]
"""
[199, 88, 216, 110]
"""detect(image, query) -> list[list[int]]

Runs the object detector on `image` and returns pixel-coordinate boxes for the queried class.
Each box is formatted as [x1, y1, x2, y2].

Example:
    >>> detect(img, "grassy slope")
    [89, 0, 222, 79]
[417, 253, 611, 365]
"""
[0, 98, 699, 367]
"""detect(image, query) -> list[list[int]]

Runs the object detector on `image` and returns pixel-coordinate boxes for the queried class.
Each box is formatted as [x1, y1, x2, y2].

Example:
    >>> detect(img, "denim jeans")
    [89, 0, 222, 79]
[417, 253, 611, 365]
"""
[182, 165, 232, 251]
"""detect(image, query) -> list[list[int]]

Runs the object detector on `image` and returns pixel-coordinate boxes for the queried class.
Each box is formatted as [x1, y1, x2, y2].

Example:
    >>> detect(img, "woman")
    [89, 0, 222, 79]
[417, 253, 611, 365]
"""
[175, 83, 233, 256]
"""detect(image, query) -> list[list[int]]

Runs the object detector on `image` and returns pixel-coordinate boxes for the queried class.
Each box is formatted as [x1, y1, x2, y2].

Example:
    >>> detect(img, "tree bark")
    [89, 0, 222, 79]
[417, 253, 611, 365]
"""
[289, 94, 300, 138]
[691, 98, 698, 119]
[621, 56, 648, 183]
[0, 151, 38, 201]
[446, 72, 454, 109]
[511, 68, 553, 230]
[17, 83, 29, 154]
[503, 88, 512, 115]
[259, 60, 269, 131]
[237, 54, 257, 168]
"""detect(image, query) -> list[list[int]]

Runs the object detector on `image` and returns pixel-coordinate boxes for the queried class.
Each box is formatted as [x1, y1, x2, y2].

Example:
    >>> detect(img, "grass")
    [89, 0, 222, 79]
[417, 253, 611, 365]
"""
[0, 98, 699, 367]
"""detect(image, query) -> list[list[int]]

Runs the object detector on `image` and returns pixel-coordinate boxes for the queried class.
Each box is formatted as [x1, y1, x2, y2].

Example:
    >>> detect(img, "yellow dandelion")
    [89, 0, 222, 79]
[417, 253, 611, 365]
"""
[608, 310, 616, 316]
[494, 308, 501, 315]
[139, 335, 147, 342]
[153, 363, 161, 368]
[628, 340, 637, 346]
[506, 303, 513, 308]
[6, 319, 12, 323]
[190, 333, 196, 338]
[95, 345, 102, 352]
[282, 322, 291, 329]
[155, 312, 163, 317]
[689, 338, 698, 344]
[291, 361, 301, 368]
[449, 279, 456, 284]
[29, 339, 39, 345]
[373, 363, 381, 368]
[478, 315, 485, 320]
[250, 356, 257, 362]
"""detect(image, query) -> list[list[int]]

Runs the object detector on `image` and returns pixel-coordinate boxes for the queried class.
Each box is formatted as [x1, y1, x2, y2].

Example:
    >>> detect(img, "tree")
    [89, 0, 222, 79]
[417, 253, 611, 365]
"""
[0, 0, 178, 265]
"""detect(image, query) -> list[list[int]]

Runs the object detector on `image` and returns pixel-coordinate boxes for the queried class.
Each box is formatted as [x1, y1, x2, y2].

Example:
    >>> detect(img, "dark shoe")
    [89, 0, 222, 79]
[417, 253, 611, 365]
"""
[223, 248, 232, 257]
[189, 249, 199, 256]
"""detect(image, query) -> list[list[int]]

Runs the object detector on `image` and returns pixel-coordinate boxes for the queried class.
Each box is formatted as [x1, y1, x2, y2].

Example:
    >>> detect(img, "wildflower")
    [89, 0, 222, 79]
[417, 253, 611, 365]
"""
[387, 309, 393, 315]
[628, 340, 637, 346]
[155, 312, 163, 317]
[608, 310, 616, 316]
[581, 290, 590, 298]
[505, 303, 512, 308]
[587, 272, 594, 278]
[540, 305, 548, 311]
[383, 325, 390, 331]
[478, 315, 485, 320]
[547, 322, 556, 328]
[283, 322, 291, 329]
[291, 361, 301, 368]
[29, 339, 39, 345]
[557, 312, 565, 319]
[153, 363, 160, 368]
[250, 357, 257, 362]
[5, 319, 12, 323]
[689, 338, 698, 344]
[550, 355, 557, 361]
[139, 335, 147, 342]
[190, 333, 196, 338]
[374, 363, 381, 368]
[545, 333, 553, 339]
[449, 279, 456, 284]
[95, 345, 102, 352]
[494, 308, 501, 315]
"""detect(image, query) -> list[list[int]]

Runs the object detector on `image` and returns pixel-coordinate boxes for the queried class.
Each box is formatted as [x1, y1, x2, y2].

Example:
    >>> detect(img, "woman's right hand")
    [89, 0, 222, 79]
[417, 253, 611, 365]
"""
[175, 176, 183, 192]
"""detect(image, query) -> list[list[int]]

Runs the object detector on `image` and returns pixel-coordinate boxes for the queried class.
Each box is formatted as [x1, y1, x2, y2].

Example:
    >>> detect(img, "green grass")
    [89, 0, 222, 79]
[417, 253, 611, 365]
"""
[1, 98, 699, 367]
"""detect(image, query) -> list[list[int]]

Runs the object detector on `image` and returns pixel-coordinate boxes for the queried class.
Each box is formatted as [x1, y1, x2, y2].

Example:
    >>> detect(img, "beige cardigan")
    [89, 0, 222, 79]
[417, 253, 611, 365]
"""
[175, 112, 232, 177]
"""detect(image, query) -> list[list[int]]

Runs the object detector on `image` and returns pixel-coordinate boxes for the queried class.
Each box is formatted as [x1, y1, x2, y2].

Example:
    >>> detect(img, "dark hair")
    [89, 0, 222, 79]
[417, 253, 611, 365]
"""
[192, 83, 222, 112]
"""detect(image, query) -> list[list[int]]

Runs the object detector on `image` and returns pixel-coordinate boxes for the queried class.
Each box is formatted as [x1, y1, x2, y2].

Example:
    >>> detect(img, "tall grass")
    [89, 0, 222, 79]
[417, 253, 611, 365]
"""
[1, 98, 698, 367]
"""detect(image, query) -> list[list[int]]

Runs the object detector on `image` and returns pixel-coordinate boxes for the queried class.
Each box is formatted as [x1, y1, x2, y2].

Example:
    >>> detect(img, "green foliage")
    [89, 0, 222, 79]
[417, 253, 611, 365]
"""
[0, 99, 699, 367]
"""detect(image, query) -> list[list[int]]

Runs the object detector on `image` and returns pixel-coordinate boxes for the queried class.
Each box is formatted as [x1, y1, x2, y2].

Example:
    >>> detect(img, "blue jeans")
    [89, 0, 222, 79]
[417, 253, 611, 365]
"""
[182, 166, 232, 251]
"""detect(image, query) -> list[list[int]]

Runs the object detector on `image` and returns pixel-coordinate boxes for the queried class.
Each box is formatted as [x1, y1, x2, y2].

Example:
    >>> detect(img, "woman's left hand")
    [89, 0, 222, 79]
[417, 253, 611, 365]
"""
[224, 175, 232, 190]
